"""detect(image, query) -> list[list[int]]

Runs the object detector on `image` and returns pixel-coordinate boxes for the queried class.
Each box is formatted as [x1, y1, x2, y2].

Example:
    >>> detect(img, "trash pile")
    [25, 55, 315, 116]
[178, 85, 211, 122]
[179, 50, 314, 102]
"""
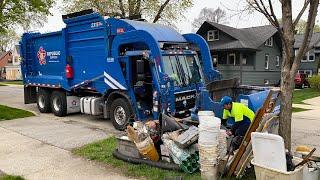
[113, 111, 227, 178]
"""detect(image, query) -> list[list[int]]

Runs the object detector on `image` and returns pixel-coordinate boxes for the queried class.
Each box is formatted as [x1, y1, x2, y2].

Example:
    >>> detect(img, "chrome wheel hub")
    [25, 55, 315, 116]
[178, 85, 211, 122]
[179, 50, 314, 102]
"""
[114, 106, 126, 125]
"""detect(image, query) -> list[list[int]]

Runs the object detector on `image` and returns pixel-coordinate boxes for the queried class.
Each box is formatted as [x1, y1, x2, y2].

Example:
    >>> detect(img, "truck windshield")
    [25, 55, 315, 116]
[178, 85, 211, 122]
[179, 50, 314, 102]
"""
[162, 55, 202, 86]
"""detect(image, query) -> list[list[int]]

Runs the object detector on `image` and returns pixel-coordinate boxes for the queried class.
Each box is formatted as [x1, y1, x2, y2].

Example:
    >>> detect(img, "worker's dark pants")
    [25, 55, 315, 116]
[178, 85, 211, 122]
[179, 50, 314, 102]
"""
[230, 117, 251, 151]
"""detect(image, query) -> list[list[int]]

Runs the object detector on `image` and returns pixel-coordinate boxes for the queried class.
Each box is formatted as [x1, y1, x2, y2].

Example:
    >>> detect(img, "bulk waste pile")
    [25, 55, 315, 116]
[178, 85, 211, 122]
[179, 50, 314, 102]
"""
[113, 112, 227, 179]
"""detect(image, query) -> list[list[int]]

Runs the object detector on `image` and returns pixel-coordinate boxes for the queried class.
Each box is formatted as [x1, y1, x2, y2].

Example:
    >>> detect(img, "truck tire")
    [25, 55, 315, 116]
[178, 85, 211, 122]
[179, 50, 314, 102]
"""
[37, 88, 51, 113]
[50, 90, 67, 117]
[110, 98, 133, 131]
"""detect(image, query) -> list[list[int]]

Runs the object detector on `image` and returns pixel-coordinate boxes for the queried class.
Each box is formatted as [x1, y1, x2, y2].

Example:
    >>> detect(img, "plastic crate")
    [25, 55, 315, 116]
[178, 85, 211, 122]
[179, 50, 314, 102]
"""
[251, 158, 305, 180]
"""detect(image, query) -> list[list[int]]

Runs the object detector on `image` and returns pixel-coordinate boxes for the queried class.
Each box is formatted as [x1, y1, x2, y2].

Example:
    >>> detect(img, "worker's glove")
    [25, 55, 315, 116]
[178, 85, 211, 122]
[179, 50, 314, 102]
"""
[226, 130, 233, 136]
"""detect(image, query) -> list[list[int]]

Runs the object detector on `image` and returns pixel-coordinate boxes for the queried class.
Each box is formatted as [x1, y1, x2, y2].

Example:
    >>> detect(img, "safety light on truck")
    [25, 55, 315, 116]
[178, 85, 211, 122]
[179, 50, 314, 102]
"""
[65, 64, 74, 79]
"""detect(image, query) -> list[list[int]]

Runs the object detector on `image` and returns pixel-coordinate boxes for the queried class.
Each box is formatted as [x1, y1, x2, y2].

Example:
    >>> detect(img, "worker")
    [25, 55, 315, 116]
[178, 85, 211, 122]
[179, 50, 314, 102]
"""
[220, 96, 255, 151]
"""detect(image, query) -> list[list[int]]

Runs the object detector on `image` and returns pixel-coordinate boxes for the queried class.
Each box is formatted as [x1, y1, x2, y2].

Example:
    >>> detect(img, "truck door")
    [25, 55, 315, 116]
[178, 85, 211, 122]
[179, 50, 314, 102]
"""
[130, 55, 153, 118]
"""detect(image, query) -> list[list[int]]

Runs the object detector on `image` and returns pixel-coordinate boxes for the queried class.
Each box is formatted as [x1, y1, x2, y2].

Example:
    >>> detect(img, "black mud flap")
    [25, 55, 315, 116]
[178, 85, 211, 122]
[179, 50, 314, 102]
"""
[24, 85, 37, 104]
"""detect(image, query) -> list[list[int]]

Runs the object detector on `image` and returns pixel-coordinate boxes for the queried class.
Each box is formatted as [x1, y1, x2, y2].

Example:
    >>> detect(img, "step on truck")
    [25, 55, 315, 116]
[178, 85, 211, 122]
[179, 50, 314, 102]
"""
[20, 9, 222, 130]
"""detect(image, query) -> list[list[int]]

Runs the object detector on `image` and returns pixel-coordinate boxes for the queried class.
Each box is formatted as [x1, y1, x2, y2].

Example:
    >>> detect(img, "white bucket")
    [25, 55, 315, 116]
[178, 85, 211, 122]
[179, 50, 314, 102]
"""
[200, 164, 218, 180]
[198, 125, 220, 145]
[198, 111, 221, 127]
[198, 144, 218, 165]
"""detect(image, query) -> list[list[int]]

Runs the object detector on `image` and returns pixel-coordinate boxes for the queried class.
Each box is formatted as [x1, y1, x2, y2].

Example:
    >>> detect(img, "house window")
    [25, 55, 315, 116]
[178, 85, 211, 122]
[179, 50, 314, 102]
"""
[298, 50, 315, 62]
[299, 70, 313, 77]
[265, 37, 273, 47]
[276, 56, 280, 67]
[265, 54, 269, 70]
[207, 30, 219, 41]
[228, 53, 236, 65]
[242, 56, 247, 65]
[212, 55, 218, 67]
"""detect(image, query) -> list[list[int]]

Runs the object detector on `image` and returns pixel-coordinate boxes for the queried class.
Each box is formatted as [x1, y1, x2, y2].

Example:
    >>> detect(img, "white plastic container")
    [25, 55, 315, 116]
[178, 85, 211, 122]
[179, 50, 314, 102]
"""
[251, 132, 287, 172]
[252, 157, 305, 180]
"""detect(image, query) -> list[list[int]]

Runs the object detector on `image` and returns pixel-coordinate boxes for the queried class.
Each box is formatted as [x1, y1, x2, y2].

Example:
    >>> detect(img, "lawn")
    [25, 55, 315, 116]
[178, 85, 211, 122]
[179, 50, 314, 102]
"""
[0, 81, 23, 86]
[0, 175, 24, 180]
[73, 136, 255, 180]
[293, 88, 320, 104]
[292, 107, 310, 112]
[0, 105, 34, 120]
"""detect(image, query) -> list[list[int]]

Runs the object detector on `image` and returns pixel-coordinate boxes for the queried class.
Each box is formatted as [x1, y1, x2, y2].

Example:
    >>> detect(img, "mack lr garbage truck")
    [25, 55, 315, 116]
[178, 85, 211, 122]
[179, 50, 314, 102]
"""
[20, 10, 221, 130]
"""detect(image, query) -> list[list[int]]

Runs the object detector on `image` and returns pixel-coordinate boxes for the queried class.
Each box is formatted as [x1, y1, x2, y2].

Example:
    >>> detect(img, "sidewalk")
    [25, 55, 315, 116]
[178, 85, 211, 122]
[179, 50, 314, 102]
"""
[0, 125, 131, 180]
[292, 96, 320, 110]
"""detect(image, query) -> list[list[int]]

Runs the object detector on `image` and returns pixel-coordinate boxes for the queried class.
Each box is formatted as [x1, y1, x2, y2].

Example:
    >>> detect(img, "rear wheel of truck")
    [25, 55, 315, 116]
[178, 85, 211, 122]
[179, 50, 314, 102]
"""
[37, 88, 51, 113]
[110, 98, 133, 131]
[50, 90, 67, 117]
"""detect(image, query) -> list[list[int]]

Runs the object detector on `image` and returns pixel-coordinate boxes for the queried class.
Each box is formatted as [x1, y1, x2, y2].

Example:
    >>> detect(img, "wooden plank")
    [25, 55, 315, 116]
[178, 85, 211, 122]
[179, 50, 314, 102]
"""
[227, 90, 276, 177]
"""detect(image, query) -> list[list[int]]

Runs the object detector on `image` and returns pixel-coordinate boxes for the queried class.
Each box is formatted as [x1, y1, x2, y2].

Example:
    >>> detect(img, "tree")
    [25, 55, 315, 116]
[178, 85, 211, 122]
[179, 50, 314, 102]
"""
[0, 0, 55, 32]
[192, 7, 228, 31]
[0, 29, 19, 52]
[295, 20, 320, 34]
[61, 0, 193, 25]
[247, 0, 319, 150]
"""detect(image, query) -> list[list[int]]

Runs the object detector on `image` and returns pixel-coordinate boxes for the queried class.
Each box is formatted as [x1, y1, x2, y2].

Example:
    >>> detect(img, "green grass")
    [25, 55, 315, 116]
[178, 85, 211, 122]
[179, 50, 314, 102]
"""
[0, 81, 22, 85]
[0, 175, 24, 180]
[292, 107, 310, 112]
[73, 136, 255, 180]
[0, 105, 34, 120]
[293, 88, 320, 104]
[0, 84, 6, 86]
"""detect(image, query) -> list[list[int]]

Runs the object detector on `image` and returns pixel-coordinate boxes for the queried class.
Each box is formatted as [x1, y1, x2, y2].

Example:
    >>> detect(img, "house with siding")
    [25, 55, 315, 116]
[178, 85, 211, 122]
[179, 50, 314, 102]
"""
[5, 45, 22, 80]
[196, 21, 282, 86]
[294, 33, 320, 76]
[0, 51, 13, 79]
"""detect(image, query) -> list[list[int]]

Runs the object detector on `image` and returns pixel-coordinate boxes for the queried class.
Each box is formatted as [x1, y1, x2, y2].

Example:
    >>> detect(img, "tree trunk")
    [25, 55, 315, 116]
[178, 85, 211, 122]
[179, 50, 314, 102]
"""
[279, 68, 294, 151]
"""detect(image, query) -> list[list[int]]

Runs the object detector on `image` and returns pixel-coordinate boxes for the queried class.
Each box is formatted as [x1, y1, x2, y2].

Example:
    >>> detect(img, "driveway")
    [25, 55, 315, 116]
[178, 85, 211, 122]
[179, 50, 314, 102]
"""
[0, 85, 130, 179]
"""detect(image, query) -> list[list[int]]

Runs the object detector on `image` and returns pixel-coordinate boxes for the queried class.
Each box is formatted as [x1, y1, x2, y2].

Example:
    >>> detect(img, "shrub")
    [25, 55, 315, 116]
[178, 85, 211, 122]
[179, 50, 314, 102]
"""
[308, 75, 320, 90]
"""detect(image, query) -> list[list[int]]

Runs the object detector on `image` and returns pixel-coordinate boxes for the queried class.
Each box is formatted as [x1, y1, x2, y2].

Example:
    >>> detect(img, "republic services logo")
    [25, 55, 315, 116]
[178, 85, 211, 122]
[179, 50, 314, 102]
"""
[37, 47, 46, 65]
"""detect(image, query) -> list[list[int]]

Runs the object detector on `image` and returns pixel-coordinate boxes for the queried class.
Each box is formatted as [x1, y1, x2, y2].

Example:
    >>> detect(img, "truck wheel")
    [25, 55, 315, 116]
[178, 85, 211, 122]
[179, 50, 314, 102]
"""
[110, 98, 133, 131]
[50, 90, 67, 117]
[37, 88, 51, 113]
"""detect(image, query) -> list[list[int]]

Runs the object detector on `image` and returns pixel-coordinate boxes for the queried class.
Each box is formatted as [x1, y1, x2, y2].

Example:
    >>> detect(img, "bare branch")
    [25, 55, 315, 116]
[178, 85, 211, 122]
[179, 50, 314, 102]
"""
[293, 0, 310, 28]
[153, 0, 171, 23]
[134, 0, 142, 15]
[291, 0, 319, 77]
[118, 0, 126, 17]
[268, 0, 280, 27]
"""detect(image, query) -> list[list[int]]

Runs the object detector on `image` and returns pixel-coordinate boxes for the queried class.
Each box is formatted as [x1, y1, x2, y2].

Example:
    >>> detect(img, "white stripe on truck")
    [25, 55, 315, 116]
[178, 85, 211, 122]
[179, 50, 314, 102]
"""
[104, 78, 118, 89]
[104, 71, 126, 90]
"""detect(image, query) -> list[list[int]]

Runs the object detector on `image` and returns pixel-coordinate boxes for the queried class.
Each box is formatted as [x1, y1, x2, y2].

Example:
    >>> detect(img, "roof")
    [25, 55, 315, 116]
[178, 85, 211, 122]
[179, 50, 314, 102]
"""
[294, 32, 320, 49]
[0, 51, 12, 67]
[198, 22, 278, 50]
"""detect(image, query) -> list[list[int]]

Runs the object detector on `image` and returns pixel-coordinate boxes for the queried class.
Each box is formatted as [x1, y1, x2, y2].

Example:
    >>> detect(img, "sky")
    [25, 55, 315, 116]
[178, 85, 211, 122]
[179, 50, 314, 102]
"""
[34, 0, 315, 34]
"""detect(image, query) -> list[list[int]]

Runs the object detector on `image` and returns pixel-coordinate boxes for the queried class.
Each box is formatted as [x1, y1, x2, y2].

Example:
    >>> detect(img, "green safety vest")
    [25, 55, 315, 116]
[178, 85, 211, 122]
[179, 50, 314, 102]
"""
[223, 102, 255, 122]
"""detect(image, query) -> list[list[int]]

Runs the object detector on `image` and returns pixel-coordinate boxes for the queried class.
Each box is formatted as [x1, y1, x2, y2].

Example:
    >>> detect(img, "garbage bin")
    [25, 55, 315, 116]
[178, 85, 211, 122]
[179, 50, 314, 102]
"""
[251, 158, 305, 180]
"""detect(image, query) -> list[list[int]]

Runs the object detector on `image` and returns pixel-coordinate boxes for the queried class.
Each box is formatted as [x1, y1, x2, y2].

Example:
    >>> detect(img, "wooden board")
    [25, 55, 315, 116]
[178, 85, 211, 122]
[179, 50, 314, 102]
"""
[227, 90, 277, 177]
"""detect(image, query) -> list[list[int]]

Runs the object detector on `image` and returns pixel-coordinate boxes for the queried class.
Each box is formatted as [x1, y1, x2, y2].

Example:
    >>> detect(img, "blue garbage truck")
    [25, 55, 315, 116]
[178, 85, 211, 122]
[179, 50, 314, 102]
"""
[20, 9, 223, 130]
[20, 10, 273, 130]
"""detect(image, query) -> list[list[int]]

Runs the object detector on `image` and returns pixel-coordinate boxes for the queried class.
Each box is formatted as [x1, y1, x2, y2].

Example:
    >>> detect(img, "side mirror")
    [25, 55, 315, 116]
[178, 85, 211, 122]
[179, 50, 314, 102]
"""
[136, 59, 145, 81]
